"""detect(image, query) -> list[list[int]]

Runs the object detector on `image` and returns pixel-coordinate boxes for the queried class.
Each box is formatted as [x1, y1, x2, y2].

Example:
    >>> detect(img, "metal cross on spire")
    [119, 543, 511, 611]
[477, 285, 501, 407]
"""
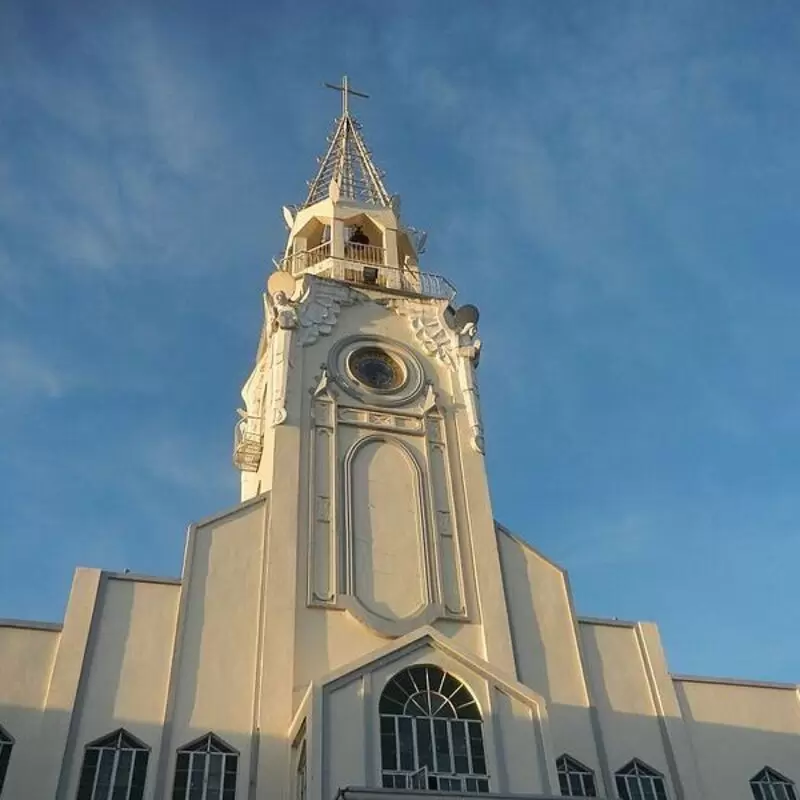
[323, 75, 369, 118]
[302, 76, 391, 208]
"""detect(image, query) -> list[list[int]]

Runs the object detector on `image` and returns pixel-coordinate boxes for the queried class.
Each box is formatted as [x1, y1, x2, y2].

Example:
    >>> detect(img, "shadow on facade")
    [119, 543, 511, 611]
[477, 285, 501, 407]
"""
[3, 696, 799, 800]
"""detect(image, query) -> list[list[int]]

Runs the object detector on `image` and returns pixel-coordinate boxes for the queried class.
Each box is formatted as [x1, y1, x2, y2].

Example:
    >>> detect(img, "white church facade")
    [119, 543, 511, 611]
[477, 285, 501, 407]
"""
[1, 81, 799, 800]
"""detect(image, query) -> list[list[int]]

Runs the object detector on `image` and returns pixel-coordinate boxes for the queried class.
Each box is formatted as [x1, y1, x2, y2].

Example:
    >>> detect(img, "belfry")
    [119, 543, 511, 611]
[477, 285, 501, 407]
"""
[0, 78, 798, 800]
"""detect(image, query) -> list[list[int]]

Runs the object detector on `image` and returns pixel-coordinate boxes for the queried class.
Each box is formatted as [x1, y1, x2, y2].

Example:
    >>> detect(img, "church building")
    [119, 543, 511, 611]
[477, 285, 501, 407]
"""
[1, 79, 798, 800]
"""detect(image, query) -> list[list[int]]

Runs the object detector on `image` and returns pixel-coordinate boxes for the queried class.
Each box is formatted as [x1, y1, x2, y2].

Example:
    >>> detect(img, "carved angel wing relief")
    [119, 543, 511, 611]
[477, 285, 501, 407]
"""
[296, 279, 356, 346]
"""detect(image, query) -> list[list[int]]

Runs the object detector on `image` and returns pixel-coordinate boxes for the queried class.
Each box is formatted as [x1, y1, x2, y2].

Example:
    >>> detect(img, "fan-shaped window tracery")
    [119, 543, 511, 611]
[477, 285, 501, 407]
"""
[379, 664, 489, 793]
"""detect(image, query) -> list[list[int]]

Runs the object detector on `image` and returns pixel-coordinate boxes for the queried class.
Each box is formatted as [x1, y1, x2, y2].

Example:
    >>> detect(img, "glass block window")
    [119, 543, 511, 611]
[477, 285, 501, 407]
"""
[557, 755, 597, 797]
[379, 664, 489, 793]
[751, 768, 797, 800]
[0, 725, 13, 795]
[615, 759, 667, 800]
[75, 729, 149, 800]
[172, 734, 238, 800]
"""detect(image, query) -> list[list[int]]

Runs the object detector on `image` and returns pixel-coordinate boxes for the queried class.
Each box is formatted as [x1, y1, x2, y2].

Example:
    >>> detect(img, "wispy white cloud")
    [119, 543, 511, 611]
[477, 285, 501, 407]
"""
[136, 432, 238, 497]
[0, 4, 249, 284]
[0, 340, 66, 400]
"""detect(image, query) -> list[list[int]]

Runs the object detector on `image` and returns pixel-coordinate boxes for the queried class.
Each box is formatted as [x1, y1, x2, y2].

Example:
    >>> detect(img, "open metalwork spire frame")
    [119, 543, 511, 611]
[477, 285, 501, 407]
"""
[303, 77, 392, 208]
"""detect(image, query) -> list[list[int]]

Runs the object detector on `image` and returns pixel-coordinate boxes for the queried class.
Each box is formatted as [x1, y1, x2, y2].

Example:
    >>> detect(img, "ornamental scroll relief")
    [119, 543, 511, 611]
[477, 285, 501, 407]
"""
[379, 297, 486, 453]
[306, 388, 470, 635]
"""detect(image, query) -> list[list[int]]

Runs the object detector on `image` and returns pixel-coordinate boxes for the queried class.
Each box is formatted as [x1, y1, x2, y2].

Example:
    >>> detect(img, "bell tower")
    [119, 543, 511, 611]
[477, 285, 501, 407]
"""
[233, 78, 515, 673]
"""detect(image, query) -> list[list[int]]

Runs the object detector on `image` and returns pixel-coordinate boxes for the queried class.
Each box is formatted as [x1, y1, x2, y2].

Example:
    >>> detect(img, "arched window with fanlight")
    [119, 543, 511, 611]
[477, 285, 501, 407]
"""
[379, 664, 489, 793]
[751, 767, 797, 800]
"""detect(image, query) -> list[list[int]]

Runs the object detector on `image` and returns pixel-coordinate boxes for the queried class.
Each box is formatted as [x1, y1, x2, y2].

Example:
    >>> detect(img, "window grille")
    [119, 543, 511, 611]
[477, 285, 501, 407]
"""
[75, 729, 149, 800]
[379, 664, 489, 793]
[751, 768, 798, 800]
[557, 755, 597, 797]
[172, 733, 237, 800]
[615, 759, 667, 800]
[0, 725, 13, 795]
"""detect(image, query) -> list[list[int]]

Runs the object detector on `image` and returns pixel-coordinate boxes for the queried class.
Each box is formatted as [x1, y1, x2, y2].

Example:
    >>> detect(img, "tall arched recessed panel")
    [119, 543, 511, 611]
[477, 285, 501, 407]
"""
[345, 435, 428, 622]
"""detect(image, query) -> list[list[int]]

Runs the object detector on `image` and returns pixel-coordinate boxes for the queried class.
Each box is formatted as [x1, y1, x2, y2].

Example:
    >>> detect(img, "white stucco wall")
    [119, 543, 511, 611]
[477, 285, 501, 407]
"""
[2, 508, 800, 800]
[675, 677, 800, 800]
[497, 528, 604, 788]
[160, 498, 268, 799]
[578, 620, 674, 793]
[61, 575, 180, 800]
[0, 623, 59, 797]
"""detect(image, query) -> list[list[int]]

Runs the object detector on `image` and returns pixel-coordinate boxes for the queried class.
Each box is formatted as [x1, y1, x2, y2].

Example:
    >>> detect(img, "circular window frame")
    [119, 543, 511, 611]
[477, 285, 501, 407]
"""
[328, 336, 426, 407]
[346, 346, 408, 394]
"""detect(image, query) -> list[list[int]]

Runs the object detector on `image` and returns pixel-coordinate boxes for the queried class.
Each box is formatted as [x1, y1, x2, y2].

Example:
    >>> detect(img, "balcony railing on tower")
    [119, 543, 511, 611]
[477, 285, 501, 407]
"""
[277, 244, 455, 301]
[343, 240, 384, 265]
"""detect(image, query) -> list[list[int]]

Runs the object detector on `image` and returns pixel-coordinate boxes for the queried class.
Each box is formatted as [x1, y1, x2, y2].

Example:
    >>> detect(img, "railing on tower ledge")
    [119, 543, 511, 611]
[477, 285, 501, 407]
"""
[277, 242, 456, 301]
[233, 417, 263, 472]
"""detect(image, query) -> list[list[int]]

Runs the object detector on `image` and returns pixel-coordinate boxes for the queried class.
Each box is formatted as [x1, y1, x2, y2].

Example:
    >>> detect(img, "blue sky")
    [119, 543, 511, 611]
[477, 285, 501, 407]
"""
[2, 0, 800, 682]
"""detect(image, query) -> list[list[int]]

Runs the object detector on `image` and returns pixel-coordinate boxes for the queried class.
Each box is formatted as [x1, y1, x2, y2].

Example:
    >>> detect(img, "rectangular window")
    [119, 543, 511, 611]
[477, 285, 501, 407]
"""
[397, 718, 414, 771]
[451, 722, 469, 774]
[415, 718, 434, 770]
[112, 749, 132, 800]
[131, 751, 148, 800]
[468, 721, 486, 775]
[380, 717, 397, 771]
[208, 754, 224, 796]
[433, 719, 451, 774]
[465, 777, 490, 793]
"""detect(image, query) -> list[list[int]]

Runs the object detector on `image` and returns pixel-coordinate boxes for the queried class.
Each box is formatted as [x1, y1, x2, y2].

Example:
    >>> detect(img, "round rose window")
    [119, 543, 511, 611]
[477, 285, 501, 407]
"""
[347, 347, 406, 392]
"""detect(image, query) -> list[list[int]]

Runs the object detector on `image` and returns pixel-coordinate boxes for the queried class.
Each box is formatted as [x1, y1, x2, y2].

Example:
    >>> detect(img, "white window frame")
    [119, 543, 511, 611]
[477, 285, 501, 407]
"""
[173, 733, 238, 800]
[378, 664, 490, 794]
[615, 759, 668, 800]
[751, 768, 798, 800]
[556, 754, 597, 797]
[77, 729, 149, 800]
